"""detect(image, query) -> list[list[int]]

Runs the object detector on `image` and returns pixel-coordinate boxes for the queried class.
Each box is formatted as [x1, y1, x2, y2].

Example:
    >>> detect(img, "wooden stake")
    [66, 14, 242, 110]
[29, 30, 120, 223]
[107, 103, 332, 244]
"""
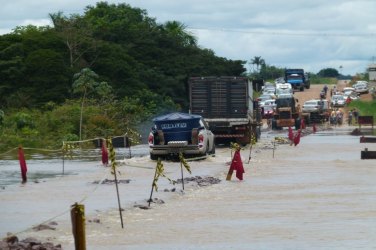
[113, 168, 124, 228]
[226, 169, 233, 181]
[71, 203, 86, 250]
[273, 141, 276, 158]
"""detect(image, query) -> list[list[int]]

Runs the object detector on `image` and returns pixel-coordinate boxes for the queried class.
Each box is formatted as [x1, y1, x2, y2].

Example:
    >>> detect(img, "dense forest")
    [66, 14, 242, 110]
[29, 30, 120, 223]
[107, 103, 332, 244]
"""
[0, 2, 247, 150]
[0, 2, 246, 109]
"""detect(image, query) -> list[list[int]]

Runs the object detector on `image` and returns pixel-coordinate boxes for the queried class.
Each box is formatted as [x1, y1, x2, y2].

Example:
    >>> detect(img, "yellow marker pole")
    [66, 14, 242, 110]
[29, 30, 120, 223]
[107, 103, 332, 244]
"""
[71, 203, 86, 250]
[180, 161, 185, 190]
[148, 160, 159, 207]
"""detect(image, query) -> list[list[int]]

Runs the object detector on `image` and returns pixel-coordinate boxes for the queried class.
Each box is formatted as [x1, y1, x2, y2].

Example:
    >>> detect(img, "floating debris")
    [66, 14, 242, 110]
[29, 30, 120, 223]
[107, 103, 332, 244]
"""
[176, 176, 221, 187]
[92, 179, 131, 184]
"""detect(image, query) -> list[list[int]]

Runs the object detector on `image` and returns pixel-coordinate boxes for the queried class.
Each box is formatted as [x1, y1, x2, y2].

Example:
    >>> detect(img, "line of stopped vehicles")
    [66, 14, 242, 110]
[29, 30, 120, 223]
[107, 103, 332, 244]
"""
[259, 79, 370, 129]
[147, 74, 371, 160]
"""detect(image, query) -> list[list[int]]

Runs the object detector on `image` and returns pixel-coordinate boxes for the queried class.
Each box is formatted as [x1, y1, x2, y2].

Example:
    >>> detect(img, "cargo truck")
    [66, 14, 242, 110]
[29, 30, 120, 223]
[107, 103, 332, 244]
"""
[284, 69, 310, 91]
[189, 76, 261, 145]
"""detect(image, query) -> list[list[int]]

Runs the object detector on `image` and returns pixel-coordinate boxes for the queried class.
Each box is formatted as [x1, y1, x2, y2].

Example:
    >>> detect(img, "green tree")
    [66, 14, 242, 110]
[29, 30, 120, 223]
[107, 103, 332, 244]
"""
[317, 68, 339, 77]
[163, 21, 197, 47]
[49, 11, 96, 69]
[250, 56, 265, 72]
[72, 67, 99, 140]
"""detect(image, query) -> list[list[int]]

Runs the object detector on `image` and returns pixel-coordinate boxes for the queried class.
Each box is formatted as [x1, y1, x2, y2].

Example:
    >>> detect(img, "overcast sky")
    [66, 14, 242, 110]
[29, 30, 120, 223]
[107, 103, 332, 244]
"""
[1, 0, 376, 75]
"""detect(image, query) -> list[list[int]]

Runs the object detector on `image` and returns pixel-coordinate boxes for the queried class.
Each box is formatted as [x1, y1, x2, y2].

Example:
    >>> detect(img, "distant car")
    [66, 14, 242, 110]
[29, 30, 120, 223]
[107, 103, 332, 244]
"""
[342, 87, 359, 100]
[353, 82, 369, 94]
[276, 93, 294, 99]
[302, 99, 329, 113]
[148, 112, 215, 160]
[274, 77, 285, 84]
[352, 80, 368, 88]
[262, 87, 276, 96]
[262, 99, 276, 108]
[262, 105, 274, 118]
[258, 94, 275, 106]
[331, 95, 346, 107]
[275, 83, 293, 97]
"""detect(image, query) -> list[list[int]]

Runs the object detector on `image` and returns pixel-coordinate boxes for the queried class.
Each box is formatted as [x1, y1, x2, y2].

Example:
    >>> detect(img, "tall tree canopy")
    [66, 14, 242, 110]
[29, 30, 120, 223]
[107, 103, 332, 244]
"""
[0, 1, 246, 110]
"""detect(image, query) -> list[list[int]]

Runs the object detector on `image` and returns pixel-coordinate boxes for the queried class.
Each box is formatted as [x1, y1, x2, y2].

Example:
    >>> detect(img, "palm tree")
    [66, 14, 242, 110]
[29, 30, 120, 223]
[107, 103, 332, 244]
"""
[250, 56, 265, 72]
[72, 68, 99, 140]
[164, 21, 197, 46]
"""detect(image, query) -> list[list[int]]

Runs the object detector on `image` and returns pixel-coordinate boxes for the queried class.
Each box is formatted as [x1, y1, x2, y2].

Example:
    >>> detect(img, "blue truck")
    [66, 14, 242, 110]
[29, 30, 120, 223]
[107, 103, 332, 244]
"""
[284, 69, 310, 91]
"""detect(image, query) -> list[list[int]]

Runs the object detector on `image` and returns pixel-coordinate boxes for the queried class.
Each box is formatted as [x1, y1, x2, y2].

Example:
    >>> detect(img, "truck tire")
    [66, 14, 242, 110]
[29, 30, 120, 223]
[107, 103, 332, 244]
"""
[210, 143, 216, 155]
[305, 83, 311, 89]
[295, 118, 301, 130]
[150, 153, 158, 160]
[300, 86, 304, 91]
[272, 119, 277, 130]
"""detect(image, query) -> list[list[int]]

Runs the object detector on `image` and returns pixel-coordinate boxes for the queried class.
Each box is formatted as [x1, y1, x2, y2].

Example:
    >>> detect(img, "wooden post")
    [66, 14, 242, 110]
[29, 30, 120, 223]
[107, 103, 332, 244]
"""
[226, 169, 233, 181]
[273, 141, 276, 158]
[71, 203, 86, 250]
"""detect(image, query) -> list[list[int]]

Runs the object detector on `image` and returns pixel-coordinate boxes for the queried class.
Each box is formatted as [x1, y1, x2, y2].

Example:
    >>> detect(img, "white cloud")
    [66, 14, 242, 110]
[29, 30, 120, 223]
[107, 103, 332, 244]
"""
[1, 0, 375, 75]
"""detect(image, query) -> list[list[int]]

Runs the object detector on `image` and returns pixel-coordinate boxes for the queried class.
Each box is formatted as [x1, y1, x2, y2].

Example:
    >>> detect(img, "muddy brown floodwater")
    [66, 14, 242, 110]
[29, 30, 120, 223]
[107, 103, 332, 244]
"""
[1, 81, 375, 249]
[2, 124, 376, 250]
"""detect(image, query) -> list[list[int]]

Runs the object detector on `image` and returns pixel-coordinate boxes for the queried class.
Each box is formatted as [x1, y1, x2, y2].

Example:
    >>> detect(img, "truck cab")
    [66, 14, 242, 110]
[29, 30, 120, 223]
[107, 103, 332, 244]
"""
[284, 69, 307, 91]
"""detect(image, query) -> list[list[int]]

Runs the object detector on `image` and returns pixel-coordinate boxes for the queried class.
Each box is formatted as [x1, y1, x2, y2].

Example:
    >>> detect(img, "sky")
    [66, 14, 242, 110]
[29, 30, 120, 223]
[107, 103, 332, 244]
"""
[1, 0, 376, 76]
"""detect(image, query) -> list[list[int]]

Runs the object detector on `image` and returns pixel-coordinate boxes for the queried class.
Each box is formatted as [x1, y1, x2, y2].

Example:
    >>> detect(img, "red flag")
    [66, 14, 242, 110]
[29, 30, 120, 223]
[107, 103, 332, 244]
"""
[101, 139, 109, 165]
[230, 150, 245, 180]
[288, 126, 294, 141]
[313, 123, 317, 133]
[18, 146, 27, 183]
[301, 118, 306, 129]
[293, 129, 301, 146]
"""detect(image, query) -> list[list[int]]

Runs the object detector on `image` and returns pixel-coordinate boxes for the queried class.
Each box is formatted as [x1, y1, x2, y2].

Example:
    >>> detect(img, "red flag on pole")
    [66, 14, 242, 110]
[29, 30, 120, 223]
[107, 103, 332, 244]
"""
[18, 146, 27, 183]
[301, 118, 306, 129]
[101, 139, 109, 165]
[288, 126, 294, 141]
[293, 129, 301, 146]
[228, 150, 245, 180]
[313, 123, 317, 133]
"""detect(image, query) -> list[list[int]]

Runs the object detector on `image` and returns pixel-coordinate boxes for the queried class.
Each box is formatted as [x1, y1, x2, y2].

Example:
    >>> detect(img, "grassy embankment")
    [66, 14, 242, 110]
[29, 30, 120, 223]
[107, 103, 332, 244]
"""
[309, 76, 337, 86]
[348, 100, 376, 118]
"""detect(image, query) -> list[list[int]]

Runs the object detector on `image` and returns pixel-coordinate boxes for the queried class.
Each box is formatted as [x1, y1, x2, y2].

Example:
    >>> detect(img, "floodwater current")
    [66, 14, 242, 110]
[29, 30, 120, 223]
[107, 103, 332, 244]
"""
[1, 125, 376, 249]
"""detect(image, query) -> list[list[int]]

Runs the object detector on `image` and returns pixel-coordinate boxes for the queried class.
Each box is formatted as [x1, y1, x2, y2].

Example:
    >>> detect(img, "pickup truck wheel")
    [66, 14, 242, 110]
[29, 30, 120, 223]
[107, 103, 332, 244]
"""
[300, 86, 304, 91]
[271, 119, 277, 130]
[150, 153, 158, 160]
[210, 143, 216, 155]
[295, 118, 301, 130]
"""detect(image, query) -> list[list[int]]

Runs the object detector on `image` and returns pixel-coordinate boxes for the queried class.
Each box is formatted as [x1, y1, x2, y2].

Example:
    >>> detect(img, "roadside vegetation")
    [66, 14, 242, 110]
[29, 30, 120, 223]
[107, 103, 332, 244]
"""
[309, 76, 338, 86]
[0, 2, 373, 152]
[348, 100, 376, 119]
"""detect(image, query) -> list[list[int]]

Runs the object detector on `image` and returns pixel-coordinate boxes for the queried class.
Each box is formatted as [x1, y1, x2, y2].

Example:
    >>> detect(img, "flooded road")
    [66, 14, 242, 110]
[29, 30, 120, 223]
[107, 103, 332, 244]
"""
[1, 125, 376, 249]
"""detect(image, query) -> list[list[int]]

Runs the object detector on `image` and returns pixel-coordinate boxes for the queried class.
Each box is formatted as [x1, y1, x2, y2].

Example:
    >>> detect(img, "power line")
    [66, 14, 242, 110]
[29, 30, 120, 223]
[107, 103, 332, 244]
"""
[188, 27, 376, 38]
